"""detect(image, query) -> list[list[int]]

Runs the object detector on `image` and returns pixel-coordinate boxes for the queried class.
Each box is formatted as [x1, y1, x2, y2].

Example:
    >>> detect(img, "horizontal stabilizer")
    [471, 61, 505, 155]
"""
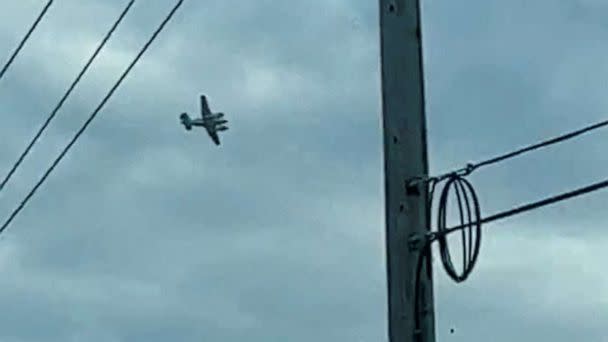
[180, 113, 192, 130]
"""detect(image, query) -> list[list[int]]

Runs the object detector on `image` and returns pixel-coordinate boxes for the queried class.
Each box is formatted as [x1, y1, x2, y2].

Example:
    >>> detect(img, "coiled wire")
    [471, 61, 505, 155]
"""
[413, 173, 482, 336]
[435, 174, 482, 282]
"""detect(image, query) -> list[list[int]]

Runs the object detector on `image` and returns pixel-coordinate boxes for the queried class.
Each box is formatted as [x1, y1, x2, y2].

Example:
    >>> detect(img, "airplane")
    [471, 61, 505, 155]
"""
[179, 95, 228, 145]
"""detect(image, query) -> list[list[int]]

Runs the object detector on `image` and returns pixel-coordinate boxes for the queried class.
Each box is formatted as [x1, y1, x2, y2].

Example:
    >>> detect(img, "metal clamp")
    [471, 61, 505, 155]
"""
[408, 233, 426, 251]
[408, 232, 438, 251]
[405, 177, 427, 195]
[406, 163, 477, 195]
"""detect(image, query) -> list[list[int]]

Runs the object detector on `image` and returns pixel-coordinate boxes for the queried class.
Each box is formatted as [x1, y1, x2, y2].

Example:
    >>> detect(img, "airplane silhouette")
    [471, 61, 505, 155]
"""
[180, 95, 228, 145]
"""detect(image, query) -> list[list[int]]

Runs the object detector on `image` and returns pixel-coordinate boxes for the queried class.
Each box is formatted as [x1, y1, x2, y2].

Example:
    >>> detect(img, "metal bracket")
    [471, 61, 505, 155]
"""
[408, 233, 426, 251]
[405, 177, 423, 196]
[408, 232, 437, 251]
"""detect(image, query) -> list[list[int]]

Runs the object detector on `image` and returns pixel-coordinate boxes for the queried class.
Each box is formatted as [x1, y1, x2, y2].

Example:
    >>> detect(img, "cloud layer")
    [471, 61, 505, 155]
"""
[0, 0, 607, 341]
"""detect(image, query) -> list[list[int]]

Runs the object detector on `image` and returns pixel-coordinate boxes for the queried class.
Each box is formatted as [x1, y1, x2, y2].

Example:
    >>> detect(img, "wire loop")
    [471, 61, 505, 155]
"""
[435, 174, 482, 283]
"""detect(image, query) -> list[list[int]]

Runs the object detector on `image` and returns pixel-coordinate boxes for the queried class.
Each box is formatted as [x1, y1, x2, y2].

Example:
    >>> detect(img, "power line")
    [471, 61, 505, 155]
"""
[414, 170, 608, 329]
[435, 175, 608, 239]
[396, 4, 608, 334]
[0, 0, 135, 194]
[0, 0, 185, 234]
[408, 118, 608, 188]
[0, 0, 54, 82]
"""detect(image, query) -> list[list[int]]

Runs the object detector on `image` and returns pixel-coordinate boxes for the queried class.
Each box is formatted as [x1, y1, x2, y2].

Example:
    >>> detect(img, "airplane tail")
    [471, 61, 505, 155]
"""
[180, 113, 192, 130]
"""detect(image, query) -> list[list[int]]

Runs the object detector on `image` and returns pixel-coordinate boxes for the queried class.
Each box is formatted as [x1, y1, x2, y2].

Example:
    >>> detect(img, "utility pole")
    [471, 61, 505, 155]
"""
[379, 0, 436, 341]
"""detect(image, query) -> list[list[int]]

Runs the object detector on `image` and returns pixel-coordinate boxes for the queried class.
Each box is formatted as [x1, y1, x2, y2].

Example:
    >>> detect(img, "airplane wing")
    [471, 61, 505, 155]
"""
[200, 95, 212, 118]
[207, 130, 221, 145]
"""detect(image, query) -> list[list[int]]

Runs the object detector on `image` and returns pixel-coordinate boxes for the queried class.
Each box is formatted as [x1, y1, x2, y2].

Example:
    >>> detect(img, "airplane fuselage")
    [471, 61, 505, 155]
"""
[189, 118, 207, 127]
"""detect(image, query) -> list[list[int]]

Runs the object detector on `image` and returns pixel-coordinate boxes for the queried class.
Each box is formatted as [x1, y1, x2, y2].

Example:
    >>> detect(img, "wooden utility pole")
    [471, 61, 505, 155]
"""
[379, 0, 436, 341]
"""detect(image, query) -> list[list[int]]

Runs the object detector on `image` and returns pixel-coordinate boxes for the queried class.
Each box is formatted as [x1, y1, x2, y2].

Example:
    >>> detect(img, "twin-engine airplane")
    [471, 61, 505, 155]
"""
[180, 95, 228, 145]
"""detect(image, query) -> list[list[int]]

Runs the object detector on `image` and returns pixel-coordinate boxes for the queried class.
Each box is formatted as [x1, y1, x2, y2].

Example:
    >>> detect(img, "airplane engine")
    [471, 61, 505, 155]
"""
[216, 125, 228, 131]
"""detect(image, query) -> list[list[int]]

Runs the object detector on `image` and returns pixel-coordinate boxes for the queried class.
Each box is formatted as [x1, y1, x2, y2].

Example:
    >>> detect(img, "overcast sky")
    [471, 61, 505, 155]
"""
[1, 0, 608, 341]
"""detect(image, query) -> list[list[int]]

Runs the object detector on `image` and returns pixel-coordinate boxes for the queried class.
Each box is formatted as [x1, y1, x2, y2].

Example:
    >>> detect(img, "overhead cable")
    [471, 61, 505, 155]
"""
[0, 0, 185, 234]
[408, 118, 608, 188]
[0, 0, 135, 193]
[436, 176, 608, 240]
[413, 157, 608, 334]
[0, 0, 54, 82]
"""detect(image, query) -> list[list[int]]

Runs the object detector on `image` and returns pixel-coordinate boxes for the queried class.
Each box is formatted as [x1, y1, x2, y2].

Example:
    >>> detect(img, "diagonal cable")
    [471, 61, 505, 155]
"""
[0, 0, 184, 235]
[0, 0, 54, 82]
[436, 176, 608, 239]
[0, 0, 136, 193]
[409, 118, 608, 187]
[472, 119, 608, 170]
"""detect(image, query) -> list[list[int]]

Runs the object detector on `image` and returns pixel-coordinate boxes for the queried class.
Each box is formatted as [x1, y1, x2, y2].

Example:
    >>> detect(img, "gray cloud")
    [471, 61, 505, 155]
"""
[0, 0, 607, 341]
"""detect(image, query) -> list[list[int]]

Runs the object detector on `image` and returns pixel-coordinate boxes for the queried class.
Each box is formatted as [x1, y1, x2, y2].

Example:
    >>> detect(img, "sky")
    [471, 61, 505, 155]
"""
[0, 0, 607, 341]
